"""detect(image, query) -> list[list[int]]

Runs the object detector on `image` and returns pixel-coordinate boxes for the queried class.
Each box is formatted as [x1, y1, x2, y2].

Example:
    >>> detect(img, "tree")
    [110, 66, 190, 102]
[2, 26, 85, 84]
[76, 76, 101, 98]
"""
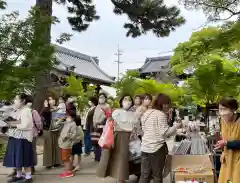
[64, 75, 96, 113]
[3, 0, 186, 110]
[111, 0, 185, 37]
[0, 10, 55, 100]
[171, 26, 240, 106]
[113, 70, 186, 106]
[179, 0, 240, 21]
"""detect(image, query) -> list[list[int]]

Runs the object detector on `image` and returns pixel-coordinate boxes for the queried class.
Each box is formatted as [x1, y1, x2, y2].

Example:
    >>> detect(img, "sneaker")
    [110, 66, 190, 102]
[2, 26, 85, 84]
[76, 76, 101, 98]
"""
[7, 176, 24, 183]
[59, 172, 74, 178]
[21, 178, 33, 183]
[53, 164, 61, 168]
[73, 165, 81, 172]
[8, 169, 17, 177]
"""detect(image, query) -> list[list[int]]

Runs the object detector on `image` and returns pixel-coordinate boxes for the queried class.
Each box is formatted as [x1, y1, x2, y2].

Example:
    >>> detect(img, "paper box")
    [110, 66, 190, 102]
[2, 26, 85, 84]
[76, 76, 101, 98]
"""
[175, 170, 214, 183]
[170, 154, 214, 183]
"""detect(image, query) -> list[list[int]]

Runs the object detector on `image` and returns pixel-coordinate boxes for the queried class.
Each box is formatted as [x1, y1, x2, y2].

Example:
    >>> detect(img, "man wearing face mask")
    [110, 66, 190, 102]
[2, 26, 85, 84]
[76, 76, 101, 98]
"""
[214, 97, 240, 183]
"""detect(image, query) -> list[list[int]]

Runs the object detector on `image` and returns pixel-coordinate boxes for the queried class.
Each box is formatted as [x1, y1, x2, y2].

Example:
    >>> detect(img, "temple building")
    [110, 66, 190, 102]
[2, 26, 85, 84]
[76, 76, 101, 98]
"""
[136, 55, 191, 84]
[50, 45, 115, 93]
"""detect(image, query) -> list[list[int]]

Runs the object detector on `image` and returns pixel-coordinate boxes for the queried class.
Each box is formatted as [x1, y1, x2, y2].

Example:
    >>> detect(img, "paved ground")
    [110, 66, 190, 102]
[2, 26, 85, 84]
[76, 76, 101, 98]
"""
[0, 138, 175, 183]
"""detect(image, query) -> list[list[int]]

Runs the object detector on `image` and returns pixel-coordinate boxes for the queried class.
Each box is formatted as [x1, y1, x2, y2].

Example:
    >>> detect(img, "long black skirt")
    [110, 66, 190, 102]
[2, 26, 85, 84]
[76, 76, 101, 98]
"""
[3, 137, 35, 168]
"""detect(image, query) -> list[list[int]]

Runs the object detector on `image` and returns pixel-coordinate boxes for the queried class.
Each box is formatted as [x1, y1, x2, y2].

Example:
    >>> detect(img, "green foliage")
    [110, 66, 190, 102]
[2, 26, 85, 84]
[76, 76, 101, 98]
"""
[0, 0, 6, 9]
[0, 9, 55, 100]
[171, 24, 240, 106]
[113, 70, 140, 97]
[54, 0, 185, 38]
[111, 0, 186, 37]
[171, 21, 240, 75]
[64, 75, 96, 113]
[113, 70, 186, 107]
[179, 0, 240, 21]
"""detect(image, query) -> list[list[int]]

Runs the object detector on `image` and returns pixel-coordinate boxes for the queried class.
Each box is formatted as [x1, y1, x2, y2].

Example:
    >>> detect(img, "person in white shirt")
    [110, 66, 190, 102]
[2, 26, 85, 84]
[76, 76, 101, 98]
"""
[3, 94, 35, 183]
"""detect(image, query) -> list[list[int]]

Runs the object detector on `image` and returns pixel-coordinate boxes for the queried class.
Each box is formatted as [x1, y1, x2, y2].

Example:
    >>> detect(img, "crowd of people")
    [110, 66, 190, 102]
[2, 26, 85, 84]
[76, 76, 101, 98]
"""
[1, 92, 240, 183]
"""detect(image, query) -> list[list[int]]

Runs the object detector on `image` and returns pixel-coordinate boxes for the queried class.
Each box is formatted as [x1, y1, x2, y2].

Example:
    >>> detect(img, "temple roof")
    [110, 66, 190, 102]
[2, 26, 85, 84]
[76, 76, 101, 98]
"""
[54, 45, 115, 85]
[139, 56, 171, 73]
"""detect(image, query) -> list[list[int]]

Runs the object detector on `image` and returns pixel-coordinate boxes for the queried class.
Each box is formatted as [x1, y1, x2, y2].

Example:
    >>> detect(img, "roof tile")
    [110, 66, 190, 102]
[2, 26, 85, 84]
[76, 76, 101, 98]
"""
[54, 45, 115, 84]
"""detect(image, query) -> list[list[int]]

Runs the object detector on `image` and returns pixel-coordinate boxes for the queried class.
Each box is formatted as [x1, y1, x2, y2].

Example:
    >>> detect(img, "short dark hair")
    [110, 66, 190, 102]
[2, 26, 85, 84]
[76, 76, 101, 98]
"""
[134, 94, 143, 104]
[98, 93, 107, 99]
[153, 93, 171, 110]
[89, 96, 98, 106]
[219, 97, 238, 111]
[119, 94, 134, 108]
[143, 93, 153, 101]
[19, 93, 32, 105]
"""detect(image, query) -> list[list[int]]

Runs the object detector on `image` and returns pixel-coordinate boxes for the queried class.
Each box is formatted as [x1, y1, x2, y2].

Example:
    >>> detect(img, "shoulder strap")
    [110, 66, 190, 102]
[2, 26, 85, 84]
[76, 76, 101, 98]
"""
[142, 110, 154, 124]
[32, 110, 39, 131]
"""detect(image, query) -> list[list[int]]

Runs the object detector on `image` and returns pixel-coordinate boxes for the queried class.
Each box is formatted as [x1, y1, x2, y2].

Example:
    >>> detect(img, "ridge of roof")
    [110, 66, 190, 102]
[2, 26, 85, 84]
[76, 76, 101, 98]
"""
[53, 44, 115, 83]
[54, 44, 93, 62]
[140, 55, 171, 72]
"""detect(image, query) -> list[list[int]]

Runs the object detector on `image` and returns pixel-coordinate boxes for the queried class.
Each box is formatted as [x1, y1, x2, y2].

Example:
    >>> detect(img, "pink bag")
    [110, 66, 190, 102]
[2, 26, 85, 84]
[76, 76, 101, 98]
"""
[98, 119, 114, 149]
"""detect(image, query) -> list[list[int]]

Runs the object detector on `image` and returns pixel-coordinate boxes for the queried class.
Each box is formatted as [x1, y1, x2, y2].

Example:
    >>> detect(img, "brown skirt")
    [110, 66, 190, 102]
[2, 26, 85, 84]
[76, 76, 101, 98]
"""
[96, 131, 141, 180]
[43, 131, 61, 167]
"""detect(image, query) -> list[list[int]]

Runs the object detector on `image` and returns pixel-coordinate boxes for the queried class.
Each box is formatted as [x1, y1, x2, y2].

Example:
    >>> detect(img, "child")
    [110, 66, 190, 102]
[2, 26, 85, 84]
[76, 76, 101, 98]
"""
[58, 108, 77, 178]
[72, 115, 84, 171]
[56, 97, 66, 114]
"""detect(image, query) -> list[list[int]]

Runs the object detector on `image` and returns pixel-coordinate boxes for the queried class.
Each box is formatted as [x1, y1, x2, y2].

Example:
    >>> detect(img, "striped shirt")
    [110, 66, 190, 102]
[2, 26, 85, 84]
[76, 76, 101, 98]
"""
[141, 109, 180, 153]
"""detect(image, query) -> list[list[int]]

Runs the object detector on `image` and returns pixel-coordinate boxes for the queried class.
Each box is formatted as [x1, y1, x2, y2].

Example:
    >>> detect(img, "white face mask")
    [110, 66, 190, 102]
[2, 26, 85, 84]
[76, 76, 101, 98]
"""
[219, 109, 232, 116]
[14, 99, 21, 109]
[66, 117, 72, 122]
[68, 98, 74, 103]
[99, 98, 105, 104]
[122, 101, 131, 109]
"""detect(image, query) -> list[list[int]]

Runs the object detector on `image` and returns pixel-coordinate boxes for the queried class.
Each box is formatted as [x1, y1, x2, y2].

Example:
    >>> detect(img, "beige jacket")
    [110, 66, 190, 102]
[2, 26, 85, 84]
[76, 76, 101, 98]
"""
[58, 121, 77, 149]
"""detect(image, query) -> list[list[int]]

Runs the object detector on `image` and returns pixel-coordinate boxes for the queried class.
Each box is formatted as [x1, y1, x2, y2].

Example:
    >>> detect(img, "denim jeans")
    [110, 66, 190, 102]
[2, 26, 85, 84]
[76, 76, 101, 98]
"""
[84, 130, 92, 154]
[139, 143, 168, 183]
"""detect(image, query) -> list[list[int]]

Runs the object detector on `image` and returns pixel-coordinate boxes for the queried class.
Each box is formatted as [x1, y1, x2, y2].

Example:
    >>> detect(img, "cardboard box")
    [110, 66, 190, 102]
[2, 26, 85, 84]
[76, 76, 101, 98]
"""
[170, 154, 214, 183]
[175, 170, 214, 183]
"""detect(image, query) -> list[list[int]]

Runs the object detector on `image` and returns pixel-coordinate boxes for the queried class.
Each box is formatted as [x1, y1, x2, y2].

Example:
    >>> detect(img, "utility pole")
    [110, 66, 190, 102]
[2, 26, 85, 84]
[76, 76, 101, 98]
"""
[114, 45, 123, 81]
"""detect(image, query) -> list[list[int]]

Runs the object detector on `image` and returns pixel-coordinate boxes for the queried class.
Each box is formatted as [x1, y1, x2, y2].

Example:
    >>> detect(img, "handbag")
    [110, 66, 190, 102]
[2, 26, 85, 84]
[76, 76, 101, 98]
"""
[98, 119, 114, 149]
[32, 110, 43, 137]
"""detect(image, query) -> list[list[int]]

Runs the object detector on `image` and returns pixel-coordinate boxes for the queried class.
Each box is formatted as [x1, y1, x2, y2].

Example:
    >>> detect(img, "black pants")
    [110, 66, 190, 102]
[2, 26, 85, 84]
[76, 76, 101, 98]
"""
[139, 143, 168, 183]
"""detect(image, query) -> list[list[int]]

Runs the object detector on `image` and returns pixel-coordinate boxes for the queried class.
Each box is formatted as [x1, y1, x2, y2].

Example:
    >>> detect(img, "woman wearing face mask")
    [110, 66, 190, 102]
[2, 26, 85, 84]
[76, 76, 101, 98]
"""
[83, 97, 98, 157]
[131, 95, 142, 111]
[3, 94, 35, 183]
[214, 97, 240, 183]
[43, 96, 62, 169]
[139, 93, 182, 183]
[92, 93, 110, 161]
[97, 95, 140, 183]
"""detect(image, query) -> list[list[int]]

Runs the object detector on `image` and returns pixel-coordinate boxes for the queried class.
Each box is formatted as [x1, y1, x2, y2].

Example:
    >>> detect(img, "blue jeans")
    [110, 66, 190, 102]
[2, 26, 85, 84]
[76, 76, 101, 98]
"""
[84, 130, 92, 155]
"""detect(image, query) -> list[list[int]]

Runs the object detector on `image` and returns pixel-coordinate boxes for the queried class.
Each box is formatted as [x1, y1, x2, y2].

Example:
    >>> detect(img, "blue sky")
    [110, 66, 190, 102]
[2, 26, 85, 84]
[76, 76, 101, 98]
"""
[5, 0, 207, 77]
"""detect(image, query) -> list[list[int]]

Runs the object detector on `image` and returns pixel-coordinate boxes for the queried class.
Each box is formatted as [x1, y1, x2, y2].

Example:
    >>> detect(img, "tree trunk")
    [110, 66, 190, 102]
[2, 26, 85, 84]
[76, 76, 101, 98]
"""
[33, 0, 53, 112]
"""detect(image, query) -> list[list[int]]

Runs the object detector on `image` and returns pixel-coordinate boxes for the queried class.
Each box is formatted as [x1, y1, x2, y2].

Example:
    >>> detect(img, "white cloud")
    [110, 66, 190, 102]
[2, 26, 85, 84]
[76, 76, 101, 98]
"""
[5, 0, 208, 77]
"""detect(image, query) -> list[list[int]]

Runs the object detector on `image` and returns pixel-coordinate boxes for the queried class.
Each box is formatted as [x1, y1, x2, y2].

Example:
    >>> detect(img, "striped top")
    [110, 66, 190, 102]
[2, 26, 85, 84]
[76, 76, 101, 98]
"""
[141, 109, 180, 153]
